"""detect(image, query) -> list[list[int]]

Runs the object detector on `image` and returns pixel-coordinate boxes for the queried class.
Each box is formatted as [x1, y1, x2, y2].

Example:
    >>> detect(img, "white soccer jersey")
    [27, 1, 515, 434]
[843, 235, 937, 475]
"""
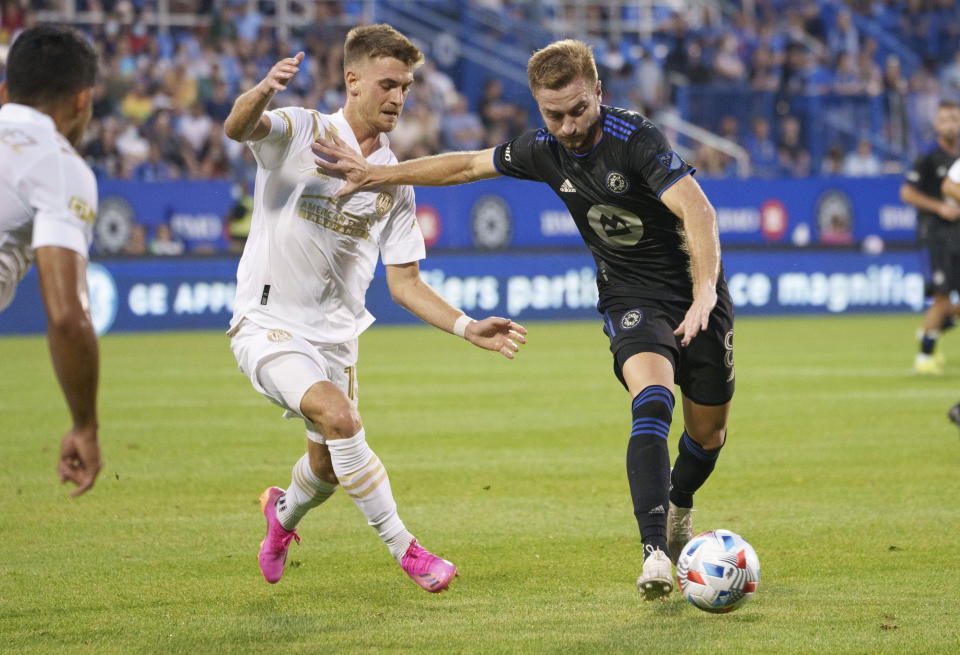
[0, 103, 97, 311]
[230, 107, 425, 343]
[949, 158, 960, 184]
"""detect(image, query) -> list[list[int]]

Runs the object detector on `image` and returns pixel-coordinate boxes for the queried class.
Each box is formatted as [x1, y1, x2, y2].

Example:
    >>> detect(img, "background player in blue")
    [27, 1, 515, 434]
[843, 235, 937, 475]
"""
[314, 39, 733, 601]
[900, 100, 960, 375]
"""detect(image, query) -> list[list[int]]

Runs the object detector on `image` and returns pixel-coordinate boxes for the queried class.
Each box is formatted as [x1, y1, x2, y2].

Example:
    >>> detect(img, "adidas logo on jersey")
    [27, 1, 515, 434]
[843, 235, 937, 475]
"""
[559, 179, 577, 193]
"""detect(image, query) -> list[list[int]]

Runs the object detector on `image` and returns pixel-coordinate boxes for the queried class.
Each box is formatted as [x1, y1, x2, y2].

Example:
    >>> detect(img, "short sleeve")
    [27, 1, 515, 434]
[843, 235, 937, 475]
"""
[493, 129, 544, 182]
[379, 185, 425, 265]
[948, 159, 960, 184]
[904, 154, 925, 187]
[627, 123, 696, 199]
[29, 151, 96, 257]
[248, 107, 311, 170]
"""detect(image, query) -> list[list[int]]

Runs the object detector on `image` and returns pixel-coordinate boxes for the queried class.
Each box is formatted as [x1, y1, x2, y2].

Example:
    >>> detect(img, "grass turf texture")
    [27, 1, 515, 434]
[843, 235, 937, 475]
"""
[1, 314, 958, 654]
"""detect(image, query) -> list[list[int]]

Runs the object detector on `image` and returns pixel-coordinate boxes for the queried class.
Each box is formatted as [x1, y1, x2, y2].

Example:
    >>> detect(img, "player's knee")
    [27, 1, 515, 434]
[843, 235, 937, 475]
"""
[687, 424, 726, 450]
[315, 406, 362, 440]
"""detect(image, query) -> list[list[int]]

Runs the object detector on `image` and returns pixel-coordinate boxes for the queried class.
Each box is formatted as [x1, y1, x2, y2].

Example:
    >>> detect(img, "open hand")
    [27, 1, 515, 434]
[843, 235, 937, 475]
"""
[673, 288, 717, 347]
[465, 317, 528, 359]
[312, 133, 372, 197]
[259, 51, 304, 94]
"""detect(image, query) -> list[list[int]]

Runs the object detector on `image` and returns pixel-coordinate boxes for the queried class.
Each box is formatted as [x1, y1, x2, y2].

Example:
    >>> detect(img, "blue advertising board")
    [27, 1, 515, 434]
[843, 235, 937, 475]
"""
[95, 179, 235, 253]
[413, 175, 916, 250]
[0, 248, 927, 336]
[88, 176, 915, 256]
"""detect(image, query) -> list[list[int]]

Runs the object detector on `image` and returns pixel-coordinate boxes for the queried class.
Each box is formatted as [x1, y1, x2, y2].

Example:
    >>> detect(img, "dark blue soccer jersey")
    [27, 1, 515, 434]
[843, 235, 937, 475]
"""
[493, 106, 701, 302]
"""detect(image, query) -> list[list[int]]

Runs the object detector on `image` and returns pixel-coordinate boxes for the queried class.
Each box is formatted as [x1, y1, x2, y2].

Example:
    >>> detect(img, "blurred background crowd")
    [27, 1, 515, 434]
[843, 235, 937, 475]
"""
[0, 0, 960, 187]
[2, 0, 959, 188]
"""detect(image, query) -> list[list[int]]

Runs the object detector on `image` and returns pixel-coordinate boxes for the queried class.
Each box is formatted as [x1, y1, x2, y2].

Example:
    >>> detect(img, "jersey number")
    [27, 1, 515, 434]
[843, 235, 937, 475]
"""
[586, 204, 644, 247]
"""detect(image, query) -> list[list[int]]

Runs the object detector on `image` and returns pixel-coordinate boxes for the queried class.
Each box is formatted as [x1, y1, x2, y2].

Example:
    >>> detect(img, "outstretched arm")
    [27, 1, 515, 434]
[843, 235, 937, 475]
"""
[385, 261, 526, 359]
[660, 176, 721, 347]
[35, 246, 101, 496]
[313, 136, 500, 197]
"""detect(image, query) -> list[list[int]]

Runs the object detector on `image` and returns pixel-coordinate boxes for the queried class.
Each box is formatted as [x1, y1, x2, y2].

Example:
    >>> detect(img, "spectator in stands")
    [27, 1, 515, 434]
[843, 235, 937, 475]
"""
[743, 116, 779, 178]
[777, 116, 811, 177]
[883, 55, 910, 153]
[124, 223, 147, 256]
[857, 49, 884, 97]
[833, 52, 863, 95]
[749, 46, 781, 92]
[441, 93, 485, 151]
[827, 8, 860, 57]
[149, 223, 185, 256]
[133, 142, 176, 182]
[177, 101, 213, 169]
[713, 34, 747, 83]
[842, 138, 882, 177]
[820, 144, 846, 176]
[478, 78, 516, 132]
[940, 51, 960, 101]
[120, 77, 154, 124]
[204, 80, 234, 122]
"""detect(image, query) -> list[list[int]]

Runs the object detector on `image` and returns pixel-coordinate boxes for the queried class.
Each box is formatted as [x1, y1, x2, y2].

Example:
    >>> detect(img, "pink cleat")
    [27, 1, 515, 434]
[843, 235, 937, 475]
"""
[400, 539, 457, 593]
[258, 487, 300, 584]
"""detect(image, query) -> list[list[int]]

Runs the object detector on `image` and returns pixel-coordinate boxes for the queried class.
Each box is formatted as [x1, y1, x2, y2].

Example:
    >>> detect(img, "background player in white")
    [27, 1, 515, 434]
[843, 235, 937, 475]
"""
[0, 25, 102, 496]
[224, 24, 526, 592]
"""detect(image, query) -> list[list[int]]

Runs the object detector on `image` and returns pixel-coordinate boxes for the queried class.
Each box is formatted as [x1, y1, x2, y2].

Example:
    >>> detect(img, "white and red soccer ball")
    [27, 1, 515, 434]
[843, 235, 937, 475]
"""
[676, 529, 760, 613]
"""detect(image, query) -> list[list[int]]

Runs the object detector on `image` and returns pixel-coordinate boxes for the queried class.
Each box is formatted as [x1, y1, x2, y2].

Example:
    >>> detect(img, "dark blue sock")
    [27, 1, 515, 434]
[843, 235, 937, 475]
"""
[921, 333, 937, 355]
[627, 385, 674, 555]
[669, 430, 722, 509]
[941, 315, 955, 333]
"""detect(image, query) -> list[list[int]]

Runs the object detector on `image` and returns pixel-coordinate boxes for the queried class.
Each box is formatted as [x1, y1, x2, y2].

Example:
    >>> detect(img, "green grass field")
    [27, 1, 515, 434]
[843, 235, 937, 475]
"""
[1, 314, 958, 654]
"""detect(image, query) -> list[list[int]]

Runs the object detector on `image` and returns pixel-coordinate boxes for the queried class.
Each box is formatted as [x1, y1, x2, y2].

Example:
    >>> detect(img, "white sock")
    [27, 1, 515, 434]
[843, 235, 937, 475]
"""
[276, 454, 338, 530]
[327, 429, 414, 562]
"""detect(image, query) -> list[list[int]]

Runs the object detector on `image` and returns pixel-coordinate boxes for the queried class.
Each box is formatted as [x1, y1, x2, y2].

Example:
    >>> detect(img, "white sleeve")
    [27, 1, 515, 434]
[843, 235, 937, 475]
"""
[29, 151, 96, 257]
[949, 158, 960, 183]
[379, 185, 426, 265]
[247, 107, 309, 170]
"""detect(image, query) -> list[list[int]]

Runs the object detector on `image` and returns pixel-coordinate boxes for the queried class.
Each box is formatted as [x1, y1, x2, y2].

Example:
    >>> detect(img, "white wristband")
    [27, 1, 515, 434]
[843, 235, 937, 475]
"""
[453, 314, 473, 339]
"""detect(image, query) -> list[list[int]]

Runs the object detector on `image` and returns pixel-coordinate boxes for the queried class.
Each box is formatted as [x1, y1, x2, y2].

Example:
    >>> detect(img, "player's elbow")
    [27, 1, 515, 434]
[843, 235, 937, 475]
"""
[387, 283, 412, 309]
[899, 184, 913, 204]
[223, 120, 248, 143]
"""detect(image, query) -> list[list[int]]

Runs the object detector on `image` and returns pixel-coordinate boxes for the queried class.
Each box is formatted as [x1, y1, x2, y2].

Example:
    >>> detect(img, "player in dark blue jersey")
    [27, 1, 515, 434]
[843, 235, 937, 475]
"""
[900, 100, 960, 375]
[314, 39, 732, 601]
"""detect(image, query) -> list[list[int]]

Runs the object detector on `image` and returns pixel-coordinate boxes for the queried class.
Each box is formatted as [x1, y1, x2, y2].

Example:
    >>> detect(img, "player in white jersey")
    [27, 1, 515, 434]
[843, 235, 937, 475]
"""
[0, 25, 102, 496]
[224, 24, 527, 592]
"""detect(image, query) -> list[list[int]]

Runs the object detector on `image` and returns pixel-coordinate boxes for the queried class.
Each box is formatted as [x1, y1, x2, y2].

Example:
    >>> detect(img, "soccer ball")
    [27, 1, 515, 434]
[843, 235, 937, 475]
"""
[676, 529, 760, 614]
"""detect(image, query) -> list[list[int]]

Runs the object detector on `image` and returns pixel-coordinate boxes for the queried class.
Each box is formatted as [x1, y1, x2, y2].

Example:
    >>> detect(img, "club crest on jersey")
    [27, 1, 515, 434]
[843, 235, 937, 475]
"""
[605, 171, 629, 194]
[657, 151, 683, 171]
[620, 309, 643, 329]
[267, 329, 293, 343]
[375, 192, 394, 216]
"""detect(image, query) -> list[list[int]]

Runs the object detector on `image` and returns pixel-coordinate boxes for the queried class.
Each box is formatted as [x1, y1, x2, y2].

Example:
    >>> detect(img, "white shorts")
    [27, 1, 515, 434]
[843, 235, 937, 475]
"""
[229, 318, 358, 444]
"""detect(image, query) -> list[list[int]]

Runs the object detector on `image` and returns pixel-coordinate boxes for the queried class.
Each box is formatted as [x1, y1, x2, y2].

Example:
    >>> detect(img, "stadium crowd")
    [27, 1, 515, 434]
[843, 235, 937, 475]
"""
[1, 0, 959, 187]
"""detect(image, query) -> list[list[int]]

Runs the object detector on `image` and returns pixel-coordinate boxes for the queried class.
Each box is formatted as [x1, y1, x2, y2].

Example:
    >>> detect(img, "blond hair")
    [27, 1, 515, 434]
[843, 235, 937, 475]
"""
[527, 39, 598, 92]
[344, 24, 424, 70]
